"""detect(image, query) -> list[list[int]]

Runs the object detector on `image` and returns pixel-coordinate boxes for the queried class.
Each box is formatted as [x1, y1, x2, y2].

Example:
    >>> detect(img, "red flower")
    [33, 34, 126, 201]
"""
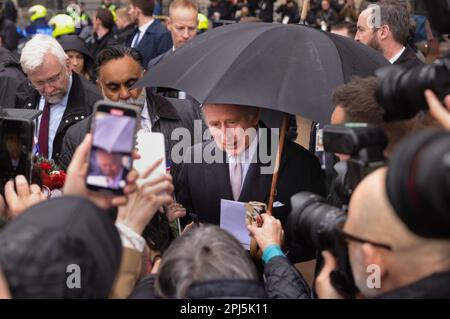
[41, 170, 66, 190]
[50, 170, 66, 189]
[39, 162, 53, 171]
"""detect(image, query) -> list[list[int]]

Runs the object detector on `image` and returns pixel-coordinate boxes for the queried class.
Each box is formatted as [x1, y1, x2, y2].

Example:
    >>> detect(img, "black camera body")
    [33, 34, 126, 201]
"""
[287, 124, 388, 297]
[287, 192, 358, 297]
[375, 57, 450, 121]
[323, 124, 388, 204]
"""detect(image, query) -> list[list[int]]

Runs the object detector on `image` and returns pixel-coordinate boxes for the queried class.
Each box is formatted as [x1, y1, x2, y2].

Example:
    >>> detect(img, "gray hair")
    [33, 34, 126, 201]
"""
[20, 34, 68, 74]
[155, 225, 258, 298]
[202, 104, 260, 123]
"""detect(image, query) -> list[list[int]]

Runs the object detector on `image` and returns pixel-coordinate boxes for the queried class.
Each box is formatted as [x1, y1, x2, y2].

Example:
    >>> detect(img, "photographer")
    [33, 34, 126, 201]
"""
[316, 130, 450, 299]
[331, 76, 419, 156]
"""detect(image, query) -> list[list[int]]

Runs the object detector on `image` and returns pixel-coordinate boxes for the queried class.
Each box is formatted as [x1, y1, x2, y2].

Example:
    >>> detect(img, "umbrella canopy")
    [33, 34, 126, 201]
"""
[135, 23, 389, 124]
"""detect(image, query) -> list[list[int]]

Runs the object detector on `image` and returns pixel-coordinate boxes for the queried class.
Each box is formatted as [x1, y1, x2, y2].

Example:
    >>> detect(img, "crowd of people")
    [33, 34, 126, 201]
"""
[0, 0, 449, 300]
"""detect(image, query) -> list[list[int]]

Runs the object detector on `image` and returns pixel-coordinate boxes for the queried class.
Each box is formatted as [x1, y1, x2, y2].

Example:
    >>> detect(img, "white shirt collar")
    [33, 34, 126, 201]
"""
[140, 99, 149, 119]
[139, 19, 154, 34]
[389, 46, 406, 64]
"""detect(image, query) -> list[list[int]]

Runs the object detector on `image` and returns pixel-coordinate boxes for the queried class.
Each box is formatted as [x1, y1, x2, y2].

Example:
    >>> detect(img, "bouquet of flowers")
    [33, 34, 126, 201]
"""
[34, 157, 66, 190]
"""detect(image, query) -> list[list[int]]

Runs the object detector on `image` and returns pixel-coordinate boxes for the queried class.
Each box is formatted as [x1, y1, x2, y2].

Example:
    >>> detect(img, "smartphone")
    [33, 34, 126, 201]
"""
[86, 101, 140, 194]
[0, 117, 34, 192]
[133, 131, 166, 186]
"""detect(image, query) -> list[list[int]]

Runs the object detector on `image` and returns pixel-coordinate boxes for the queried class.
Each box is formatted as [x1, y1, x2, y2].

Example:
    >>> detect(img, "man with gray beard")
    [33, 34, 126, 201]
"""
[15, 34, 101, 163]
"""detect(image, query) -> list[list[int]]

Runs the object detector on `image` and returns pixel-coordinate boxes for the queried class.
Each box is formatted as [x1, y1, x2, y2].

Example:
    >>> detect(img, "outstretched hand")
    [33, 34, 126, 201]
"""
[116, 159, 174, 235]
[425, 90, 450, 130]
[247, 213, 284, 252]
[3, 175, 47, 219]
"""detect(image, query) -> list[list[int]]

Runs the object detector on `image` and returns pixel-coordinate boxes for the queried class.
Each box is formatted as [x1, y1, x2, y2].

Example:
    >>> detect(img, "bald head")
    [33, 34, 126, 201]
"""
[345, 168, 417, 248]
[345, 168, 450, 296]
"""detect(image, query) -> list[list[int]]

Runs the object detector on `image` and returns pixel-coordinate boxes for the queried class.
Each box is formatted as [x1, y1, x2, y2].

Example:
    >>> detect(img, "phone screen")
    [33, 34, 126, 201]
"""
[0, 118, 34, 189]
[86, 103, 139, 194]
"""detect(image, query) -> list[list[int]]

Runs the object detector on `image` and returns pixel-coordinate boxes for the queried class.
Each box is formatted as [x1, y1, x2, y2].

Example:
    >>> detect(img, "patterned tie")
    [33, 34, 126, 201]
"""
[230, 161, 242, 201]
[38, 101, 50, 158]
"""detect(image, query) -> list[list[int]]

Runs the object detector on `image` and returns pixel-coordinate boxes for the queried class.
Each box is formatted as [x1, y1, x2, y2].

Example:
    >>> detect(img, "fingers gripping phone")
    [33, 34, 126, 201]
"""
[86, 101, 140, 195]
[133, 131, 166, 186]
[0, 118, 34, 193]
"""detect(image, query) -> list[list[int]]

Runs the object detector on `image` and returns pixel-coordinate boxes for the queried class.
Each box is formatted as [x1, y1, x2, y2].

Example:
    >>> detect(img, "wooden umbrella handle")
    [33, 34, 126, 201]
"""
[251, 114, 289, 260]
[267, 113, 289, 214]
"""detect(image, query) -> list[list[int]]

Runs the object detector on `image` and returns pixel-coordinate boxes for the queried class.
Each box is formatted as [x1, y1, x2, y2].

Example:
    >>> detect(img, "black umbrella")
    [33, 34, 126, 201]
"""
[135, 23, 389, 124]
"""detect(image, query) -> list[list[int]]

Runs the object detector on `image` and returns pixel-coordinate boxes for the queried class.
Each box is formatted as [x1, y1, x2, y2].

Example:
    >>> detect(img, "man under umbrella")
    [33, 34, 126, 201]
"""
[176, 103, 325, 263]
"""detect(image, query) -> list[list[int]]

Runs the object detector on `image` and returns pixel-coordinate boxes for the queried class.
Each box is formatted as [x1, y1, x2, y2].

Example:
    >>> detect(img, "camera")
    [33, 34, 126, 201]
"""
[375, 56, 450, 121]
[323, 123, 388, 205]
[287, 192, 358, 298]
[286, 124, 388, 297]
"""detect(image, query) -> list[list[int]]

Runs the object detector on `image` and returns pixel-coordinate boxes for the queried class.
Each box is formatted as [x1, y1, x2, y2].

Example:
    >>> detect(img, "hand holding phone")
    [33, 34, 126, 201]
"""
[64, 134, 139, 210]
[86, 101, 140, 195]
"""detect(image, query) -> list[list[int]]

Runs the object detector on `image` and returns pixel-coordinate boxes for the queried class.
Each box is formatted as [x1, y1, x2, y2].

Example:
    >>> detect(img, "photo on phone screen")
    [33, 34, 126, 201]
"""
[86, 102, 139, 194]
[0, 118, 34, 191]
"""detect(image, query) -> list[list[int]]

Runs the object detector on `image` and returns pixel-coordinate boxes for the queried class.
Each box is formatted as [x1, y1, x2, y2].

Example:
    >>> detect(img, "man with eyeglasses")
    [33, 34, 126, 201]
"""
[15, 34, 101, 164]
[315, 166, 450, 299]
[249, 166, 450, 299]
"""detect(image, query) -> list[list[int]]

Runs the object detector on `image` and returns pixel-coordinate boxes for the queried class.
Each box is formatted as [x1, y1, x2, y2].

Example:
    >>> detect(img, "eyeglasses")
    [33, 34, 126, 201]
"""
[30, 66, 65, 89]
[338, 229, 392, 251]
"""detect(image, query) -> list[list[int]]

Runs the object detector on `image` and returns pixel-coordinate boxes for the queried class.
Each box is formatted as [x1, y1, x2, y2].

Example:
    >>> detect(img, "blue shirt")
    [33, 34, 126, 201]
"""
[36, 74, 73, 158]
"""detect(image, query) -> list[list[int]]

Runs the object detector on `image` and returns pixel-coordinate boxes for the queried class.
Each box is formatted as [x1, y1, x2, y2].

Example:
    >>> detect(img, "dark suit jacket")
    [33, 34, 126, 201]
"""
[394, 45, 425, 69]
[59, 90, 202, 182]
[107, 24, 136, 47]
[15, 72, 102, 164]
[176, 130, 325, 262]
[125, 19, 172, 68]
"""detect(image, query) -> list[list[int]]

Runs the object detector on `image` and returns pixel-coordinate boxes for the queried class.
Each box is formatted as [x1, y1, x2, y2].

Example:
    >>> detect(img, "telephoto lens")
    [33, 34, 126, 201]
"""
[375, 57, 450, 121]
[287, 192, 359, 298]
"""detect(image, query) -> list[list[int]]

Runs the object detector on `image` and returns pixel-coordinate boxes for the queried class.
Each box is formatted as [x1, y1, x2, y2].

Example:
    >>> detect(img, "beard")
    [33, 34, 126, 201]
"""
[368, 34, 382, 53]
[41, 90, 68, 104]
[103, 89, 147, 109]
[39, 71, 70, 104]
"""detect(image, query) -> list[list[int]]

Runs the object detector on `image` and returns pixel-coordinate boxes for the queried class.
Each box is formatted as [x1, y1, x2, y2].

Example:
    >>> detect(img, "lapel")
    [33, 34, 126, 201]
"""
[203, 141, 234, 201]
[147, 90, 180, 122]
[137, 19, 160, 50]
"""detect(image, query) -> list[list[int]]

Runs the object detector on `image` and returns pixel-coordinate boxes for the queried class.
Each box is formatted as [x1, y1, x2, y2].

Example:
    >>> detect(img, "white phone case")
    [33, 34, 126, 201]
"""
[133, 131, 166, 186]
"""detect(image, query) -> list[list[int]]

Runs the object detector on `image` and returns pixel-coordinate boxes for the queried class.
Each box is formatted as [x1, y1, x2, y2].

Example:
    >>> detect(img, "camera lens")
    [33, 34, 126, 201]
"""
[375, 58, 450, 122]
[287, 192, 346, 252]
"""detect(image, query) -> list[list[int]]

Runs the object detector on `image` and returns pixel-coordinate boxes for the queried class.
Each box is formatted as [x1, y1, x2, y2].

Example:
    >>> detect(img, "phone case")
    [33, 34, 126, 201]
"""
[134, 131, 166, 186]
[86, 100, 140, 194]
